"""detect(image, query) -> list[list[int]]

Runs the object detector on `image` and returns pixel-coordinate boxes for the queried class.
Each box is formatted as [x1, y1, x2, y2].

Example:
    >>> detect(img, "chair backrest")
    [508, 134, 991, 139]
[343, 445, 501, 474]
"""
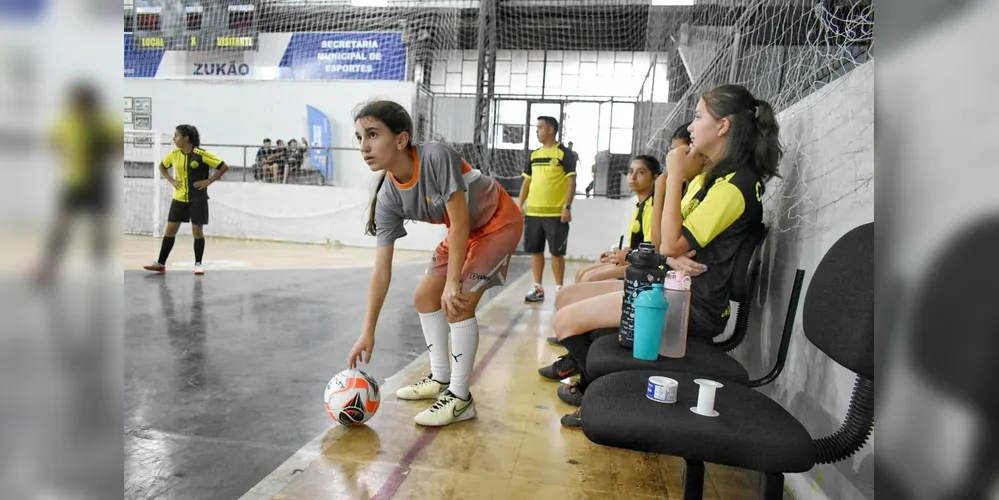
[728, 222, 768, 303]
[909, 216, 999, 419]
[802, 222, 875, 380]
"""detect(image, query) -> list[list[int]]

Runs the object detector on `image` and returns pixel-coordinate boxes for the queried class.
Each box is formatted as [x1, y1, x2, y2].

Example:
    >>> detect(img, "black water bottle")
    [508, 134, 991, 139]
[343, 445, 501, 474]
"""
[619, 242, 666, 348]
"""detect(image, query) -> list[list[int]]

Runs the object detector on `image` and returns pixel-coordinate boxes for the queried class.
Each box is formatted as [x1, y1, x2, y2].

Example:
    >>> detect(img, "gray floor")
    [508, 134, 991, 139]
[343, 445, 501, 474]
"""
[123, 260, 529, 500]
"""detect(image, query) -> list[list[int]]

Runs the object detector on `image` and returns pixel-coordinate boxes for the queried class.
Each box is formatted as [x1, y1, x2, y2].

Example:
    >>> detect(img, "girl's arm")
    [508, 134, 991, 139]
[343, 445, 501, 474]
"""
[445, 193, 470, 282]
[651, 173, 667, 249]
[443, 192, 471, 306]
[347, 244, 394, 368]
[362, 244, 395, 337]
[660, 173, 691, 257]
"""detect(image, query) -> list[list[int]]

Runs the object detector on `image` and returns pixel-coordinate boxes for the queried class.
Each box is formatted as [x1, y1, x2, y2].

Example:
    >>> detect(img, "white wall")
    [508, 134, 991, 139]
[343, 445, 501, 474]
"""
[122, 78, 418, 190]
[565, 195, 635, 259]
[124, 178, 447, 251]
[429, 97, 475, 143]
[124, 176, 636, 257]
[738, 62, 874, 500]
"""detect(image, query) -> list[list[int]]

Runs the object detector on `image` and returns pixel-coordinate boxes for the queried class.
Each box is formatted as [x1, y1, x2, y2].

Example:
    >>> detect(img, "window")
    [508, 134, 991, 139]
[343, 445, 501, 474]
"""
[135, 12, 161, 30]
[227, 5, 254, 29]
[186, 12, 202, 31]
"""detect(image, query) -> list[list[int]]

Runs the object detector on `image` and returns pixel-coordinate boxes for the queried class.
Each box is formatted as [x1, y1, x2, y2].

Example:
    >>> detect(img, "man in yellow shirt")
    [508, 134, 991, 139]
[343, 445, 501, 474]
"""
[518, 116, 576, 302]
[142, 125, 229, 275]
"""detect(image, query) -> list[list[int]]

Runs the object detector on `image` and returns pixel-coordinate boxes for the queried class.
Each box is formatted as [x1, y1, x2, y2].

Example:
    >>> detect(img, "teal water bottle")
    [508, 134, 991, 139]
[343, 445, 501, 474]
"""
[632, 283, 669, 361]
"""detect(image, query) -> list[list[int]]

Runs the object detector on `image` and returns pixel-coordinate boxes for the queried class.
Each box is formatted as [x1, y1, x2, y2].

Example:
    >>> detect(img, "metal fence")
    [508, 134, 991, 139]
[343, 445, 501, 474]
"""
[122, 140, 358, 186]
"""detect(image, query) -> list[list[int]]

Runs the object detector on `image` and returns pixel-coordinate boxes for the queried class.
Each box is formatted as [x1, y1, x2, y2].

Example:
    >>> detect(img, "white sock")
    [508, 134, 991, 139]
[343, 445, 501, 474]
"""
[448, 317, 480, 400]
[418, 310, 451, 383]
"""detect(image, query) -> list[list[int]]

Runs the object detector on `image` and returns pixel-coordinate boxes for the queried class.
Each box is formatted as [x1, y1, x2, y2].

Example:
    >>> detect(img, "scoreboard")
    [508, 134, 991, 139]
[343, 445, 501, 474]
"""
[131, 0, 259, 51]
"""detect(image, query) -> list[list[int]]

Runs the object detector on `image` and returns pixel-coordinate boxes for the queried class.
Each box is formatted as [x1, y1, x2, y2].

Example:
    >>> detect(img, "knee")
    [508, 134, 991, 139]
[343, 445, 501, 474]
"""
[192, 227, 204, 238]
[413, 287, 440, 314]
[555, 285, 575, 311]
[553, 309, 580, 340]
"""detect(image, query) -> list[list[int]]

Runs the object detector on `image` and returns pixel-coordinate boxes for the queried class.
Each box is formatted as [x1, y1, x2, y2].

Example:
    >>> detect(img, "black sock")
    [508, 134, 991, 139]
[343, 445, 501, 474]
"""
[560, 335, 593, 390]
[157, 236, 175, 265]
[194, 237, 205, 264]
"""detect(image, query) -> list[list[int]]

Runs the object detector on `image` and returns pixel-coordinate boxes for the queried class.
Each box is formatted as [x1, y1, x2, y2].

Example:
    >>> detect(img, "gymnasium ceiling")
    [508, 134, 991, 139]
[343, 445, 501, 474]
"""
[125, 0, 873, 52]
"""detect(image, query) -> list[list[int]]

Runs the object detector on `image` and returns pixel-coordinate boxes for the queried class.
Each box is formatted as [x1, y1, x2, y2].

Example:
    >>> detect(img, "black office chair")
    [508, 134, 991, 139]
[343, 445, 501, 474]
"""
[581, 222, 875, 500]
[713, 222, 768, 351]
[880, 216, 999, 499]
[584, 222, 769, 384]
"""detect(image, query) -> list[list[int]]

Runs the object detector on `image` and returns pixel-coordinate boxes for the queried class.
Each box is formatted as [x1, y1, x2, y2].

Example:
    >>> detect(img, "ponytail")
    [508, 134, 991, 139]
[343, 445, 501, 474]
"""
[700, 85, 784, 187]
[751, 99, 782, 182]
[365, 172, 387, 237]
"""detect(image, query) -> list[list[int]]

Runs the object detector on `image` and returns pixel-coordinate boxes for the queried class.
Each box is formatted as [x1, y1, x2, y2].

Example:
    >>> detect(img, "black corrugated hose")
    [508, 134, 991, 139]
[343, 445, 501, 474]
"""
[814, 376, 875, 464]
[723, 298, 752, 351]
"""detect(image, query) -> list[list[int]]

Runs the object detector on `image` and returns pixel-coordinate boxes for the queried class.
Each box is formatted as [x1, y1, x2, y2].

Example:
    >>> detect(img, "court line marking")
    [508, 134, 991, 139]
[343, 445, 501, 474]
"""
[237, 268, 535, 500]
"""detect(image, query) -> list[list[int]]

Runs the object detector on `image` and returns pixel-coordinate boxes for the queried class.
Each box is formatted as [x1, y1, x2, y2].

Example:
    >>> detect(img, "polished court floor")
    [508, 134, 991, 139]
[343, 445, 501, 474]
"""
[123, 235, 765, 500]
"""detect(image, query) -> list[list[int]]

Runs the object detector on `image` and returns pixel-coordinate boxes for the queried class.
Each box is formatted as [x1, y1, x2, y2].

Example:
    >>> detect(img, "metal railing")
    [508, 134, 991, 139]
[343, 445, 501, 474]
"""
[123, 141, 363, 186]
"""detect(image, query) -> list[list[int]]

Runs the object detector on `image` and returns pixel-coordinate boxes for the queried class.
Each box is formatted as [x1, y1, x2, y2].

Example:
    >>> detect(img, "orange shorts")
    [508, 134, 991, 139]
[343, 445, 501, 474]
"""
[428, 188, 524, 294]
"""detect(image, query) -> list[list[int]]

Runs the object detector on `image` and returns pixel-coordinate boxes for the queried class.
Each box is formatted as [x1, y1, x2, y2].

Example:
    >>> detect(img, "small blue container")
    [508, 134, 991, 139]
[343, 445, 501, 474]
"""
[633, 283, 669, 361]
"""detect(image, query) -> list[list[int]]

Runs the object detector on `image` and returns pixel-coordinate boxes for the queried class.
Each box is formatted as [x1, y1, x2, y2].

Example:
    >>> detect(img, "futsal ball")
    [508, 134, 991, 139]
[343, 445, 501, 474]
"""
[324, 369, 381, 427]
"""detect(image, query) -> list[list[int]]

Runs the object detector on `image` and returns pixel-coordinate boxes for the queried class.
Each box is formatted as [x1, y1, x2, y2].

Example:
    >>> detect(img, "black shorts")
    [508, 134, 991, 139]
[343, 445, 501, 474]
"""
[167, 198, 209, 225]
[523, 216, 569, 256]
[61, 185, 108, 214]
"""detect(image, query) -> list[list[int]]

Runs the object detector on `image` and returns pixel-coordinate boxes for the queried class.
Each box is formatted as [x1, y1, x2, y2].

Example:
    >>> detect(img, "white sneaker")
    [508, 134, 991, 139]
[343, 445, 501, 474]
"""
[395, 375, 449, 400]
[193, 263, 204, 275]
[414, 390, 476, 427]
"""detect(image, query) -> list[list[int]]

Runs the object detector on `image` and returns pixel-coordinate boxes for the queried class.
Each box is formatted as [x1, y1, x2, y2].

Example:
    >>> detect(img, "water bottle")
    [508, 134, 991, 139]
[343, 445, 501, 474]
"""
[660, 270, 692, 358]
[619, 242, 666, 348]
[633, 283, 669, 360]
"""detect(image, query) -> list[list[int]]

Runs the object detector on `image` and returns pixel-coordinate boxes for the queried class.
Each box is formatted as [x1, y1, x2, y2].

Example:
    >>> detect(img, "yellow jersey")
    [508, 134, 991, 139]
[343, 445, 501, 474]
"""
[522, 142, 577, 217]
[161, 148, 224, 202]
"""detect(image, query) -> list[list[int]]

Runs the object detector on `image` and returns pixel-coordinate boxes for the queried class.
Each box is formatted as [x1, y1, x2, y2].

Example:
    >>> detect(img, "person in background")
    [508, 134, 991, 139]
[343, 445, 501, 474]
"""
[566, 141, 580, 167]
[34, 82, 122, 284]
[669, 122, 693, 151]
[572, 155, 662, 284]
[271, 139, 287, 183]
[256, 138, 277, 183]
[519, 116, 577, 302]
[142, 125, 229, 276]
[584, 164, 596, 198]
[282, 137, 309, 184]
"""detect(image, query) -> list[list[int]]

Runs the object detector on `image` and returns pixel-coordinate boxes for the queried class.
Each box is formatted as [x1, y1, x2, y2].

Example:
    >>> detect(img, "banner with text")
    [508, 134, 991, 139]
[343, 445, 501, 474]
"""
[124, 34, 165, 78]
[278, 32, 406, 81]
[307, 105, 334, 179]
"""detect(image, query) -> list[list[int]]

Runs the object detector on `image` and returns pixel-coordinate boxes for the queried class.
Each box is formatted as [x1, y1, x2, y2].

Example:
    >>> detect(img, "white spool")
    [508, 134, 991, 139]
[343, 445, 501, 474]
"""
[690, 378, 723, 417]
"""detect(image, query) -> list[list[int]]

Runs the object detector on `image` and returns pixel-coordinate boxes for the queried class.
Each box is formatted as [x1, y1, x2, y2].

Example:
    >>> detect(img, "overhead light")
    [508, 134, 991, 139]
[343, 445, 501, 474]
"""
[651, 0, 696, 5]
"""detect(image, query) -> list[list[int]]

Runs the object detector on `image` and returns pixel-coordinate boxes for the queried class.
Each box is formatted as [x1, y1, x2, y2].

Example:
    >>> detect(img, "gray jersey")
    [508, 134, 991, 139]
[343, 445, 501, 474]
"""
[375, 143, 502, 246]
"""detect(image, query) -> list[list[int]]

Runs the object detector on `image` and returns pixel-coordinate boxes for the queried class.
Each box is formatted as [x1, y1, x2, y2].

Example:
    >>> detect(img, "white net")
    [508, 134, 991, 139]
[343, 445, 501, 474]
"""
[123, 0, 873, 241]
[636, 0, 874, 231]
[123, 129, 165, 237]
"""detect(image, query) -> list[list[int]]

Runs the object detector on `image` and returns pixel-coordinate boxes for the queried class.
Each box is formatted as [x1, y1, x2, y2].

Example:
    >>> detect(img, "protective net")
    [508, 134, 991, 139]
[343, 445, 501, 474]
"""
[636, 0, 874, 231]
[123, 0, 873, 240]
[123, 129, 167, 237]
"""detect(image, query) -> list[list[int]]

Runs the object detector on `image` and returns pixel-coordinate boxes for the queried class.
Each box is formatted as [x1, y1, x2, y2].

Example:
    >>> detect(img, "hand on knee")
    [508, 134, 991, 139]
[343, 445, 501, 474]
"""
[444, 308, 474, 324]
